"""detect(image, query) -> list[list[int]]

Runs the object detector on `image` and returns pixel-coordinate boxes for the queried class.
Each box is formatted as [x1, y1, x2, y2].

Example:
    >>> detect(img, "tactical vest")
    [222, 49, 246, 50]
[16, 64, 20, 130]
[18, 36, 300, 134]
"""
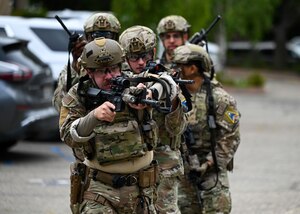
[78, 78, 158, 165]
[92, 109, 158, 165]
[187, 87, 212, 154]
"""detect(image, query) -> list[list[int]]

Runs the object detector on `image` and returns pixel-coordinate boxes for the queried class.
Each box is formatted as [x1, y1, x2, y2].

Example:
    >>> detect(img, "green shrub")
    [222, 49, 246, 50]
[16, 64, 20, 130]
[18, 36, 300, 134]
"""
[216, 71, 265, 88]
[246, 72, 265, 87]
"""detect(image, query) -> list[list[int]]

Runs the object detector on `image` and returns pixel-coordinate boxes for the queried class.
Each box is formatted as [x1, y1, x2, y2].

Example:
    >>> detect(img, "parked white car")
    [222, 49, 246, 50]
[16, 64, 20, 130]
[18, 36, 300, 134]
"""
[0, 15, 83, 83]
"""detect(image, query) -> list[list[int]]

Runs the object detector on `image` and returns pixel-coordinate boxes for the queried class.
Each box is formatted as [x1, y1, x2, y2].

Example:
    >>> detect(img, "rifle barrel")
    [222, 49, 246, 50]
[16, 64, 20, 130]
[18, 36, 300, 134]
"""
[205, 15, 222, 35]
[55, 15, 72, 36]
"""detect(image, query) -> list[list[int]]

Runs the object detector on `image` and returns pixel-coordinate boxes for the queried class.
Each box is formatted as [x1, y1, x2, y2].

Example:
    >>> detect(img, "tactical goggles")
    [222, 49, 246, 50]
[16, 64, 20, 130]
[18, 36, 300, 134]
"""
[91, 31, 117, 39]
[127, 51, 153, 62]
[91, 64, 121, 75]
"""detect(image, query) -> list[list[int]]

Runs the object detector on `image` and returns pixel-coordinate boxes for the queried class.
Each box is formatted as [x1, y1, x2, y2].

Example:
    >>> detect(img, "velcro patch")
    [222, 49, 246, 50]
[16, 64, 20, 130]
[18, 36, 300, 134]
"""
[216, 103, 227, 115]
[224, 107, 239, 124]
[62, 94, 74, 106]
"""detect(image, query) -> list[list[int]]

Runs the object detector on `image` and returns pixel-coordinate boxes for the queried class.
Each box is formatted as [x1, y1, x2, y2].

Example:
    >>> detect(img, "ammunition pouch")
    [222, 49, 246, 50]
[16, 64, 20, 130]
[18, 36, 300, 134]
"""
[141, 119, 158, 151]
[70, 162, 88, 213]
[88, 160, 159, 189]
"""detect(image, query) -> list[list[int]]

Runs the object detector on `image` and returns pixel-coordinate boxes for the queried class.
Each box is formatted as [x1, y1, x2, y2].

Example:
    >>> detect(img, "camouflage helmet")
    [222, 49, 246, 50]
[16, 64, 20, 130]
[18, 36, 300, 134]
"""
[157, 15, 190, 35]
[84, 12, 121, 33]
[119, 25, 157, 54]
[79, 38, 124, 69]
[172, 44, 212, 73]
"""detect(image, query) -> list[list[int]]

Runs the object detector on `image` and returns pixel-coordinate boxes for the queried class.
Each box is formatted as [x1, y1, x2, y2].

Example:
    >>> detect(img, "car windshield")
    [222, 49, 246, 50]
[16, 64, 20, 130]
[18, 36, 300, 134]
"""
[0, 28, 6, 37]
[31, 27, 83, 52]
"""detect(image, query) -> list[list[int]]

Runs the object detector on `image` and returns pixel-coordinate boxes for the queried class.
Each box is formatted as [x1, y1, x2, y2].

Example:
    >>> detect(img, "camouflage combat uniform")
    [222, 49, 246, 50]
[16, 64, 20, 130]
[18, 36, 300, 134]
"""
[52, 12, 121, 113]
[119, 25, 187, 214]
[156, 16, 190, 213]
[60, 37, 187, 214]
[52, 13, 121, 179]
[53, 65, 83, 112]
[60, 80, 159, 214]
[179, 79, 240, 214]
[156, 15, 190, 70]
[172, 44, 241, 214]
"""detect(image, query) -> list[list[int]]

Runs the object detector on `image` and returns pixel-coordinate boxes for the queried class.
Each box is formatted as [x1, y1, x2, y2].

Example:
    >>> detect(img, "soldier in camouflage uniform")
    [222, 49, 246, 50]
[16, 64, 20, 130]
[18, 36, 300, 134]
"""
[52, 12, 121, 113]
[53, 12, 121, 163]
[119, 25, 187, 214]
[54, 14, 122, 214]
[156, 15, 190, 70]
[60, 37, 168, 213]
[172, 44, 241, 214]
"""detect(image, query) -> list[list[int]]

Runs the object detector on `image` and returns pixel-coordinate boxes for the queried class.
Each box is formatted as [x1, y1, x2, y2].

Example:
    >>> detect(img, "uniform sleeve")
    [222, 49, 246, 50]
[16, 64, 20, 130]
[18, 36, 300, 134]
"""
[52, 65, 79, 113]
[59, 84, 89, 148]
[165, 97, 187, 136]
[206, 89, 241, 171]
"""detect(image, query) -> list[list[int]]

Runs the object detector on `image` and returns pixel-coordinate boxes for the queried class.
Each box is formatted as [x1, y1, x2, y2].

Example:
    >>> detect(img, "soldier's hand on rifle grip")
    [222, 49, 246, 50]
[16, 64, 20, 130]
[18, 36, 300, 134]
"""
[93, 101, 116, 122]
[128, 83, 151, 110]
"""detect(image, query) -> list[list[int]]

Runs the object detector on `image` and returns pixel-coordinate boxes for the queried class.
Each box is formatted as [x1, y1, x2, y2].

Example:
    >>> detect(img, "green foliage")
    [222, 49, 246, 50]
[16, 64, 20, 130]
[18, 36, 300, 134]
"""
[224, 0, 281, 41]
[216, 71, 265, 88]
[246, 72, 265, 87]
[111, 0, 213, 34]
[111, 0, 282, 42]
[12, 6, 47, 17]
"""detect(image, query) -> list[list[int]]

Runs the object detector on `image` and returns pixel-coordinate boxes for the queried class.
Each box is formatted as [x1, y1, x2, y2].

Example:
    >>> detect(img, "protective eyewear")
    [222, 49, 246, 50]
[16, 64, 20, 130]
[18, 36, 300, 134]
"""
[91, 31, 116, 39]
[92, 64, 120, 74]
[127, 51, 153, 62]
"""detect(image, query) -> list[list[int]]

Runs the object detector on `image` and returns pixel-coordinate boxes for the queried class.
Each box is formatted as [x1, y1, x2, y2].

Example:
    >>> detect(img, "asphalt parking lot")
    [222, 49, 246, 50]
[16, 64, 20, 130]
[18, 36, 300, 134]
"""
[226, 68, 300, 214]
[1, 68, 300, 214]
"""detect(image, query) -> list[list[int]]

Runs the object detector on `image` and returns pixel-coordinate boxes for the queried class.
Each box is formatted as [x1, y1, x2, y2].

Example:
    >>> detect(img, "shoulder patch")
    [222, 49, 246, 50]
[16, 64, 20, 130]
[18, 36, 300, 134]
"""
[216, 102, 227, 115]
[62, 93, 74, 106]
[224, 106, 239, 124]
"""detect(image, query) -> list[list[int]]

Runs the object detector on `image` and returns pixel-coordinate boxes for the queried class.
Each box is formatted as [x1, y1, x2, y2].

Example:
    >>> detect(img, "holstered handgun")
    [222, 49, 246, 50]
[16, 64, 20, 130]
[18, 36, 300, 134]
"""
[70, 162, 87, 214]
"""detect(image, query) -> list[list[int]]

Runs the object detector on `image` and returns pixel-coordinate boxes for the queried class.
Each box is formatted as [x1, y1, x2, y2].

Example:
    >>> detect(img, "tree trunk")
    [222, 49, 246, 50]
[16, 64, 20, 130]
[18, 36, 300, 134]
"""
[0, 0, 12, 15]
[273, 0, 300, 69]
[15, 0, 29, 10]
[215, 0, 227, 71]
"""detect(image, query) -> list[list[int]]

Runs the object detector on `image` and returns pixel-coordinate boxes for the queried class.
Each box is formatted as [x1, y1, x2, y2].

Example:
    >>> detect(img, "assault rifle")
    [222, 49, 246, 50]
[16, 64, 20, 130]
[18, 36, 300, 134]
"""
[189, 15, 222, 81]
[189, 15, 222, 45]
[85, 76, 163, 112]
[55, 15, 83, 92]
[86, 76, 130, 112]
[180, 125, 203, 209]
[144, 61, 195, 112]
[145, 61, 195, 85]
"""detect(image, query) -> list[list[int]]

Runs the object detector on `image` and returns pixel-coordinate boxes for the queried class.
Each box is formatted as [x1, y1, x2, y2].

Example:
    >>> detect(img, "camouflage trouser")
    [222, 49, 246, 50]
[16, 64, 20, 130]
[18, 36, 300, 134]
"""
[155, 176, 181, 214]
[80, 179, 157, 214]
[178, 171, 232, 214]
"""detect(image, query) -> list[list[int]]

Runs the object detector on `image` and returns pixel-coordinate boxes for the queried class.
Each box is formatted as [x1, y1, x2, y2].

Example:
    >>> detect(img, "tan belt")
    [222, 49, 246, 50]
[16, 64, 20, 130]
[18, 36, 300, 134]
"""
[89, 160, 159, 188]
[83, 191, 111, 206]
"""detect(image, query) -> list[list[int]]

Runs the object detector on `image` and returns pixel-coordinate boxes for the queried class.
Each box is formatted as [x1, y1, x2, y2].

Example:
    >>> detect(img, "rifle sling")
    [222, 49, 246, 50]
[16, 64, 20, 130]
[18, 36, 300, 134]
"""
[203, 76, 219, 191]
